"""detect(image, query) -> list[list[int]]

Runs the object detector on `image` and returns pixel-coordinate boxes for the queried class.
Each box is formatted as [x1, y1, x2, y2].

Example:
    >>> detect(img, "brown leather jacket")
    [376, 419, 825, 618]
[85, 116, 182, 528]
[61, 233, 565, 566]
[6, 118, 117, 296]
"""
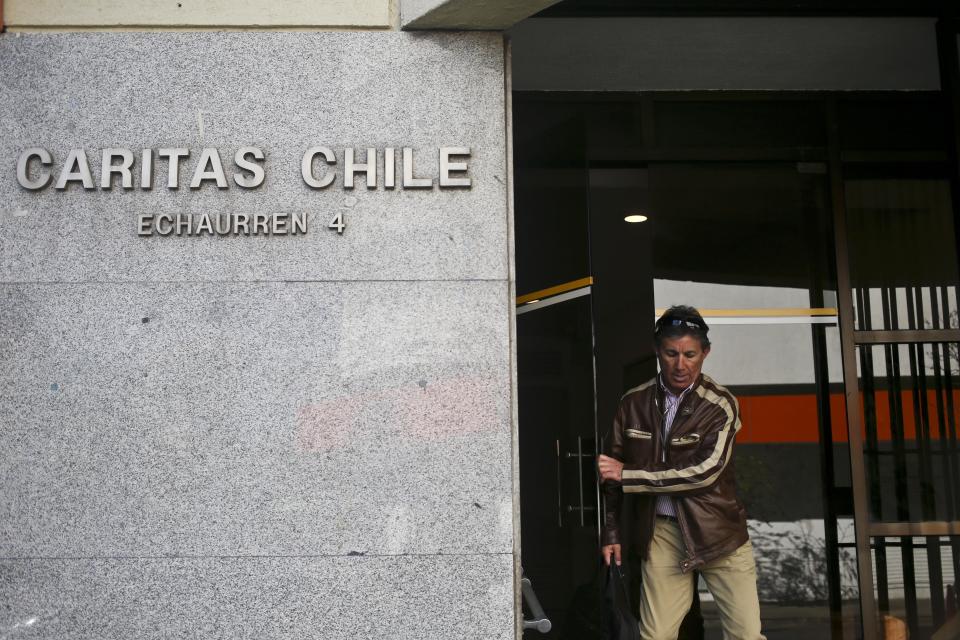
[601, 374, 749, 573]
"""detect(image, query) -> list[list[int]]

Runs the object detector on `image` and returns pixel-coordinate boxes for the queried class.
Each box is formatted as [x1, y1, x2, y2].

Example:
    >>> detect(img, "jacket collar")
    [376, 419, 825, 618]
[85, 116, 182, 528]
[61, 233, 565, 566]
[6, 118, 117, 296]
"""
[657, 373, 701, 399]
[655, 373, 703, 414]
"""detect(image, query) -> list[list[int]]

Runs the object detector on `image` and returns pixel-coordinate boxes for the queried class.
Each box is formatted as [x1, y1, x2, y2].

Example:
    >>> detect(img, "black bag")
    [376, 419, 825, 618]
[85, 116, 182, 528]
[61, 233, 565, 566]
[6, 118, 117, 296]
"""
[604, 563, 641, 640]
[562, 562, 640, 640]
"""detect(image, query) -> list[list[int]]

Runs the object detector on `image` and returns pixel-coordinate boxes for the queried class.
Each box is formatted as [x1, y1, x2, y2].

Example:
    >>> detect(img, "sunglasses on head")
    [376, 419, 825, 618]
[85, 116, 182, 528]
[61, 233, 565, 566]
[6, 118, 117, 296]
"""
[655, 314, 709, 333]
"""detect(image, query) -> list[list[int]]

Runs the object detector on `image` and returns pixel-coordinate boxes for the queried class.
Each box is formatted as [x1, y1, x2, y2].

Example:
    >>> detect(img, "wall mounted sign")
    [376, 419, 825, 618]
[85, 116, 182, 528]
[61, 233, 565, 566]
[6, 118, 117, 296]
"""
[15, 146, 472, 237]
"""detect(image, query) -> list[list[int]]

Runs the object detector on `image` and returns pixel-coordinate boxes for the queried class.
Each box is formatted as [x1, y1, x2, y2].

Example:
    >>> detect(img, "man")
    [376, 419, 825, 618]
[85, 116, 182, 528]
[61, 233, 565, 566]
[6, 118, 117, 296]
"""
[597, 305, 764, 640]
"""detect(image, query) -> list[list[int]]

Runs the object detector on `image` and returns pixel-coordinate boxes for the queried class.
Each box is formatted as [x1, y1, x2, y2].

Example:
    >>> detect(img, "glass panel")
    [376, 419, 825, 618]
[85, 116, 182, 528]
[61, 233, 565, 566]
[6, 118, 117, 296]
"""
[838, 96, 946, 151]
[871, 536, 960, 639]
[513, 99, 591, 296]
[617, 162, 851, 636]
[857, 343, 960, 524]
[517, 295, 599, 639]
[647, 163, 835, 312]
[587, 168, 658, 423]
[679, 323, 857, 639]
[653, 100, 826, 149]
[845, 178, 960, 332]
[586, 100, 644, 152]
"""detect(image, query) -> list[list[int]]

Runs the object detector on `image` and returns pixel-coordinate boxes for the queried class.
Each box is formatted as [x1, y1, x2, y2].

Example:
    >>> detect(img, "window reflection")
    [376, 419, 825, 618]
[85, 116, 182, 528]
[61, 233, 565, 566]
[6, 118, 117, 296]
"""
[846, 178, 960, 332]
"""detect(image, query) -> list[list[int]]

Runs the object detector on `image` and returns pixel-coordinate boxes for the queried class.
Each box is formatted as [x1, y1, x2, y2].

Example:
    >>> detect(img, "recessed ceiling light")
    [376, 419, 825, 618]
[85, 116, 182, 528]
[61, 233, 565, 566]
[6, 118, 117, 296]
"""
[624, 214, 648, 223]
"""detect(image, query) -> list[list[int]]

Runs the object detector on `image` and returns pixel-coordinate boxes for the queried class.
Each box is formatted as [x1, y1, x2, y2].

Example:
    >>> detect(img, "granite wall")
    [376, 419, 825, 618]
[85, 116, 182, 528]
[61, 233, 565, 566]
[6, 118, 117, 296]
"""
[0, 32, 516, 639]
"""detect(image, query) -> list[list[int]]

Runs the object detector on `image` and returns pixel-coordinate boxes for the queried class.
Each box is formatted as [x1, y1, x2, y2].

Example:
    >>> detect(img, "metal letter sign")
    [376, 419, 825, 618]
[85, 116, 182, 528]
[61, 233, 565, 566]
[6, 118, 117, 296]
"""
[15, 145, 473, 237]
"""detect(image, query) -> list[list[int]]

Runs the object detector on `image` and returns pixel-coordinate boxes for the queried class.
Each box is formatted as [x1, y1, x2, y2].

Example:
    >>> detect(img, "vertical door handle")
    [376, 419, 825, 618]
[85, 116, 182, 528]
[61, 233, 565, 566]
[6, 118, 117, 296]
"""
[564, 436, 596, 525]
[555, 439, 563, 528]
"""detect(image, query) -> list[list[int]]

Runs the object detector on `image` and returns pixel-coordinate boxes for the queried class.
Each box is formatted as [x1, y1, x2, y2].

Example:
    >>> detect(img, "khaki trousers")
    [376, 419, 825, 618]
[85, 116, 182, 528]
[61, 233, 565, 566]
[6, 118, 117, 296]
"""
[639, 518, 765, 640]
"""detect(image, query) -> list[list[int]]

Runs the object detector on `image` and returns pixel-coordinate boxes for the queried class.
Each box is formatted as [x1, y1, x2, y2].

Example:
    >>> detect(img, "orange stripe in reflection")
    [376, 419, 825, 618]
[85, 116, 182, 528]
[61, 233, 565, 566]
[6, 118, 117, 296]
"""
[736, 389, 959, 444]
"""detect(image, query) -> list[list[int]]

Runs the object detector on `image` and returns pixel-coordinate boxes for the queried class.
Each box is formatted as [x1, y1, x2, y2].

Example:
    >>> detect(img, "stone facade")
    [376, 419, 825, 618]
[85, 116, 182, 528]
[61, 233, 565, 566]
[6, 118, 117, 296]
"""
[0, 31, 516, 639]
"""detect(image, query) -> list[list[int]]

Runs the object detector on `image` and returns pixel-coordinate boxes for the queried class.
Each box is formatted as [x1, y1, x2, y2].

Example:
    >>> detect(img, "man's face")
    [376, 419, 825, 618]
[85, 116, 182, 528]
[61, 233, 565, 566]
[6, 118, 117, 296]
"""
[656, 335, 710, 395]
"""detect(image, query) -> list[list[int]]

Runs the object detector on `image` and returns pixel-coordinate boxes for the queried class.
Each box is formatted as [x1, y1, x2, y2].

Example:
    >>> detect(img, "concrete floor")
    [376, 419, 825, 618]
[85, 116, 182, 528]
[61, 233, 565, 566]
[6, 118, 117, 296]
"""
[703, 599, 952, 640]
[702, 601, 861, 640]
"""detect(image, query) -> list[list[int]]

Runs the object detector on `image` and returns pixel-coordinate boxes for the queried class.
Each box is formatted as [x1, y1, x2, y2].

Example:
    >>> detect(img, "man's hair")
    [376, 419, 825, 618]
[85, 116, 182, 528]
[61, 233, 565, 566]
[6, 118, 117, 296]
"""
[654, 305, 711, 350]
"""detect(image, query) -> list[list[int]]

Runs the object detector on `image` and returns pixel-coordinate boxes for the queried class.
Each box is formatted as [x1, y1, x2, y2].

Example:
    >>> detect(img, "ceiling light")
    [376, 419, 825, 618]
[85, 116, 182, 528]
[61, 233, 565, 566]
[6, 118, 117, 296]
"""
[624, 214, 648, 223]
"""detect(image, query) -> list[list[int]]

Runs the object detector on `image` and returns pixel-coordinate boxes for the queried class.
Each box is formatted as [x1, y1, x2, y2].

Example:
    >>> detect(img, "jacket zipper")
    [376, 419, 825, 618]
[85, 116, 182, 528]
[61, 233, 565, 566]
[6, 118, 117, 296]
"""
[647, 392, 662, 553]
[668, 393, 698, 574]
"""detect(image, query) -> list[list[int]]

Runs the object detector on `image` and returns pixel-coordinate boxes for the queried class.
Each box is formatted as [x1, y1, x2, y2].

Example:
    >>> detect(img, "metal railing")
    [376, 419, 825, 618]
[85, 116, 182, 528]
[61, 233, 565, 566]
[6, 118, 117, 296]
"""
[521, 570, 552, 634]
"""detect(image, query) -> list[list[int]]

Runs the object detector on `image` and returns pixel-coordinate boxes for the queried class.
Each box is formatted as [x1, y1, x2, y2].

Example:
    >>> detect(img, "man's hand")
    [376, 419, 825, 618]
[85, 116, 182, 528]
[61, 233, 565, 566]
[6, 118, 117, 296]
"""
[602, 543, 622, 566]
[597, 454, 624, 482]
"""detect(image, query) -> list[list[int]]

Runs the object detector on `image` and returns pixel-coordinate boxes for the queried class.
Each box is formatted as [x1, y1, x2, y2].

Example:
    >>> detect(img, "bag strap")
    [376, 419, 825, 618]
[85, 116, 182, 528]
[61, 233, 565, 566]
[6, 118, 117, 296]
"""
[611, 563, 633, 605]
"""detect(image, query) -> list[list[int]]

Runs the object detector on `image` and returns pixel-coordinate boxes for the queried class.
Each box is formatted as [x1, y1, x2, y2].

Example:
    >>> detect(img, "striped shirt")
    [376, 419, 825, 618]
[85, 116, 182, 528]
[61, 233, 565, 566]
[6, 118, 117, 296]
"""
[655, 376, 695, 518]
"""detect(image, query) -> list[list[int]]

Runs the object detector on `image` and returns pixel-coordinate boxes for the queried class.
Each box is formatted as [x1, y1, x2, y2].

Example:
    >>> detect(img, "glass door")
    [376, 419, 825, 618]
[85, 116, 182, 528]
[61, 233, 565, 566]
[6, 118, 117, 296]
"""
[513, 101, 602, 638]
[513, 89, 960, 640]
[517, 286, 601, 639]
[587, 157, 857, 639]
[830, 115, 960, 639]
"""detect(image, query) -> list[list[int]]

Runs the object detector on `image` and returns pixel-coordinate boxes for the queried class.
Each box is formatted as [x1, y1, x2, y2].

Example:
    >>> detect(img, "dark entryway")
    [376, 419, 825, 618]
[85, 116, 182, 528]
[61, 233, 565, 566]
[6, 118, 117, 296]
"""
[514, 88, 960, 639]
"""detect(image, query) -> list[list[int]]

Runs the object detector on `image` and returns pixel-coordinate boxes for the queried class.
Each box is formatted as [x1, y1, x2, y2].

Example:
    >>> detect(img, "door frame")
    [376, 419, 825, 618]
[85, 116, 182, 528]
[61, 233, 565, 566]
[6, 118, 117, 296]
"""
[829, 18, 960, 640]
